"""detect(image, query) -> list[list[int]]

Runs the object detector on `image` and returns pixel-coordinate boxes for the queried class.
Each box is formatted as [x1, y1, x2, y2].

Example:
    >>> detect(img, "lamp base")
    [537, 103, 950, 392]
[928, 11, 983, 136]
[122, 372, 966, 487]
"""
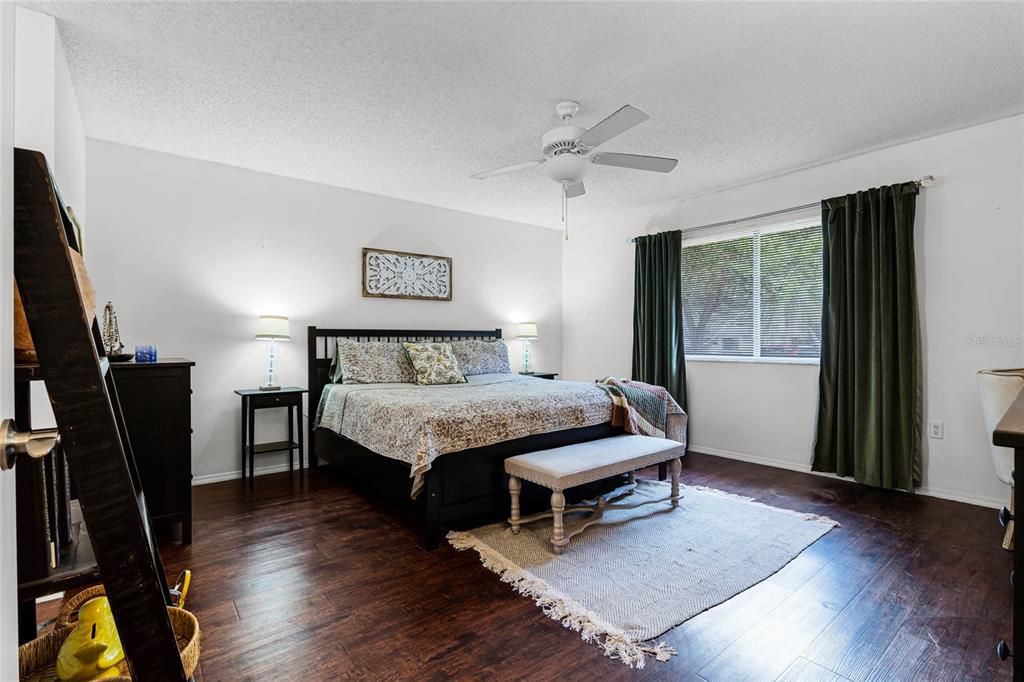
[260, 339, 280, 391]
[521, 339, 532, 374]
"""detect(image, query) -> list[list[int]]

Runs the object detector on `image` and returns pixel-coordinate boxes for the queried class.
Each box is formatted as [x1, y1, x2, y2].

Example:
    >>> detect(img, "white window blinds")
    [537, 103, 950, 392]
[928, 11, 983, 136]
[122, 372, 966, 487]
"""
[680, 214, 823, 360]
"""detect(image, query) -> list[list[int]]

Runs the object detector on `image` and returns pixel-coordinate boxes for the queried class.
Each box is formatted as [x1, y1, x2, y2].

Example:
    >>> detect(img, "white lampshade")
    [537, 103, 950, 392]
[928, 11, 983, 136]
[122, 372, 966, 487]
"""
[515, 322, 538, 339]
[255, 315, 290, 340]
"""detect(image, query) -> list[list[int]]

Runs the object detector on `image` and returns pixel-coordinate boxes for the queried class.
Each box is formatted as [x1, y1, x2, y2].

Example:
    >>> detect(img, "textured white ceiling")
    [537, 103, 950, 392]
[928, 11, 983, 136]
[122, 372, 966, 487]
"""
[25, 1, 1024, 228]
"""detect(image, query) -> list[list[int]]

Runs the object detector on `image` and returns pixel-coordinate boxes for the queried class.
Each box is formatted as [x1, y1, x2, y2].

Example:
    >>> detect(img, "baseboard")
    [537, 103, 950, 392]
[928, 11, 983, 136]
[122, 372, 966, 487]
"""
[914, 485, 1005, 511]
[191, 444, 1006, 509]
[689, 444, 1005, 510]
[690, 445, 825, 476]
[192, 461, 295, 486]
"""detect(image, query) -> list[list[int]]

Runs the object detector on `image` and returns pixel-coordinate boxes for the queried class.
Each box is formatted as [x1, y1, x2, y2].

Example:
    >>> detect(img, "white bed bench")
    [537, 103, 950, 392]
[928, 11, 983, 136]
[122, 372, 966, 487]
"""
[504, 434, 685, 554]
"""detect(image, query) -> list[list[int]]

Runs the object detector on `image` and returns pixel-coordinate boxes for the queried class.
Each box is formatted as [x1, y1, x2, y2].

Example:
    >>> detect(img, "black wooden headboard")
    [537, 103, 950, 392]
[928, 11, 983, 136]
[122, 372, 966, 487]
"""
[306, 326, 502, 446]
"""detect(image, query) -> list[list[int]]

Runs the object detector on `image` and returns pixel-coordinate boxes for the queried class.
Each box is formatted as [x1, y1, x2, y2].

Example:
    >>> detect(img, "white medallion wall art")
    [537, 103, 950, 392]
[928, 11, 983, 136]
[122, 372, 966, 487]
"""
[361, 248, 453, 301]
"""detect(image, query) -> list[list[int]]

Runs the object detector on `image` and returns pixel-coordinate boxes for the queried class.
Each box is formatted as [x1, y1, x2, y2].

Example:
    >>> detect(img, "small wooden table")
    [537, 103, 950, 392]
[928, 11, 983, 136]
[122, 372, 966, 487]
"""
[235, 387, 307, 487]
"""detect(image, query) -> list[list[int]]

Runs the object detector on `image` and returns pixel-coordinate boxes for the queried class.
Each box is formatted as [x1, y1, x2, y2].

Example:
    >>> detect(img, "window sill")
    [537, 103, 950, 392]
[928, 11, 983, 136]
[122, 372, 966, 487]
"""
[685, 355, 820, 366]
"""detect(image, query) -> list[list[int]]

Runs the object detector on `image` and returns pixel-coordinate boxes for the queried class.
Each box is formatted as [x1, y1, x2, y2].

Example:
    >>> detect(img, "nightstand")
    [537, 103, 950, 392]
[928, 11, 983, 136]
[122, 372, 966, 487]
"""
[520, 372, 559, 380]
[235, 387, 307, 487]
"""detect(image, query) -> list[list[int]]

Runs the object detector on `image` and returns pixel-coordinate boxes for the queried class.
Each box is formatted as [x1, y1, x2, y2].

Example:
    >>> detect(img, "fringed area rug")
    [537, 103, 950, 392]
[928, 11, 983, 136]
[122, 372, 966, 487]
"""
[448, 480, 837, 668]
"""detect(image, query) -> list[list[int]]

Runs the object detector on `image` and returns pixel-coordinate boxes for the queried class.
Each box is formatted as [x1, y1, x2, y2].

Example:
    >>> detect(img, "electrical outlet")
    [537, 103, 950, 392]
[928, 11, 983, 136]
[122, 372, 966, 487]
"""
[929, 421, 944, 439]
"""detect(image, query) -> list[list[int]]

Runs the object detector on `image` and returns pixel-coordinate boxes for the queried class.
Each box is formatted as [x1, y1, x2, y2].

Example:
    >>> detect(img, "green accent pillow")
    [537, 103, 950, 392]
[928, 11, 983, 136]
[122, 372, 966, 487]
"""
[402, 342, 467, 385]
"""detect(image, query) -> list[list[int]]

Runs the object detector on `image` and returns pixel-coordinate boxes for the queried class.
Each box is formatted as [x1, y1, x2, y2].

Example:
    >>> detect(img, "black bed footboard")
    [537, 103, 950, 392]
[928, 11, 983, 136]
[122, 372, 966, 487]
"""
[314, 424, 619, 549]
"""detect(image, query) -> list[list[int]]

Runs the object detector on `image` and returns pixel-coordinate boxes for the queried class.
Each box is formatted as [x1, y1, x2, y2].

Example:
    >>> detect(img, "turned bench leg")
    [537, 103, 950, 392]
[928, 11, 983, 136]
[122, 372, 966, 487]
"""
[670, 457, 682, 508]
[551, 490, 566, 554]
[509, 475, 522, 534]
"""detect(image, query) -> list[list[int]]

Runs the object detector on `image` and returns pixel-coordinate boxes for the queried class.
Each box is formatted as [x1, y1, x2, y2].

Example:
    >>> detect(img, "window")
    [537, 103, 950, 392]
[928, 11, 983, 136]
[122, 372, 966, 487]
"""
[681, 216, 823, 361]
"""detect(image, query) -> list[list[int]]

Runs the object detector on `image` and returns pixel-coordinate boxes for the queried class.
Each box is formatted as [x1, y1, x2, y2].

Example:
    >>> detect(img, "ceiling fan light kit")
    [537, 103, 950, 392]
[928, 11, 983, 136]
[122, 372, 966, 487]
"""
[545, 152, 589, 184]
[471, 100, 678, 239]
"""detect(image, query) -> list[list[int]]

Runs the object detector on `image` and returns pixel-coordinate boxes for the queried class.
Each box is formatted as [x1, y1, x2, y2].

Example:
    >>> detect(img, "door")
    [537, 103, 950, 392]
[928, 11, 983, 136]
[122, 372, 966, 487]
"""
[0, 2, 17, 676]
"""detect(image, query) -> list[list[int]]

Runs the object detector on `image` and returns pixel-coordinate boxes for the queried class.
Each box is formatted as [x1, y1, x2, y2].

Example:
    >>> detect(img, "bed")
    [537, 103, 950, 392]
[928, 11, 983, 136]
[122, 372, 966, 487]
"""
[307, 327, 685, 548]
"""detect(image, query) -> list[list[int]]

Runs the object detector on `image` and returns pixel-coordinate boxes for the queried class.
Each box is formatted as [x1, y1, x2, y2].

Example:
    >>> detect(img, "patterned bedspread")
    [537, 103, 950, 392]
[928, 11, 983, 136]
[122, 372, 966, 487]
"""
[314, 374, 615, 497]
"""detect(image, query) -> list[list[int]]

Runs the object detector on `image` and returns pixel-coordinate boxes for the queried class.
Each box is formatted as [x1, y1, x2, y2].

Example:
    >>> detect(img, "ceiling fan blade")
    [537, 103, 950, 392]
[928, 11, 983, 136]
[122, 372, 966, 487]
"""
[590, 152, 678, 173]
[470, 159, 544, 180]
[576, 105, 650, 149]
[564, 181, 585, 199]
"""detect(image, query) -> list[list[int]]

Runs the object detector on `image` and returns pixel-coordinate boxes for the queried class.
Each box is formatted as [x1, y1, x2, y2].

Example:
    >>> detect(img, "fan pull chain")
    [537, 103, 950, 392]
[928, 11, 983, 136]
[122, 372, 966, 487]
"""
[562, 182, 569, 241]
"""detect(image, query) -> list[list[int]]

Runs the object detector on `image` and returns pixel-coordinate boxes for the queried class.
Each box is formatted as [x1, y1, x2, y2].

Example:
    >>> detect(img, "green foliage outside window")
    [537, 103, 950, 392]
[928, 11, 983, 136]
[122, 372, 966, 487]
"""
[681, 225, 822, 359]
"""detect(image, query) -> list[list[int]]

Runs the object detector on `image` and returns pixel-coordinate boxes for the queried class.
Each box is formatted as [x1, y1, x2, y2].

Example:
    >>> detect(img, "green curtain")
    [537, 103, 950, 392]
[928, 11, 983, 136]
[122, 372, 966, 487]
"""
[632, 230, 687, 409]
[812, 182, 921, 490]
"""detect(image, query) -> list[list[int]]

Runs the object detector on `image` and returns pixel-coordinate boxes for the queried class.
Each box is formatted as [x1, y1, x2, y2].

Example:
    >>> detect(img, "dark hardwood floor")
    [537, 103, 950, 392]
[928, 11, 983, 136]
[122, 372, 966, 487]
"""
[154, 453, 1012, 681]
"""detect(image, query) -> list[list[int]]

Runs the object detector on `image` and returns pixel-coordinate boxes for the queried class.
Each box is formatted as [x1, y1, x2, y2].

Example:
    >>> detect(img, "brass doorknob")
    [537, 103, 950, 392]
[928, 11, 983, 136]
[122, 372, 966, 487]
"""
[0, 419, 60, 470]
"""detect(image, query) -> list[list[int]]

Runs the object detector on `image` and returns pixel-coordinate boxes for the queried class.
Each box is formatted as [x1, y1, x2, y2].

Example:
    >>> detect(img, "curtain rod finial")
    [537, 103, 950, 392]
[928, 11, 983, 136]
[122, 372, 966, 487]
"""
[918, 174, 936, 187]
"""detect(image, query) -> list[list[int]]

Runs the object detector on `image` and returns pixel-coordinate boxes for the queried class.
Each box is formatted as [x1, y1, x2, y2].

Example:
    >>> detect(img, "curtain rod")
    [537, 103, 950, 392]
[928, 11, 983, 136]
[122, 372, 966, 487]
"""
[627, 175, 936, 243]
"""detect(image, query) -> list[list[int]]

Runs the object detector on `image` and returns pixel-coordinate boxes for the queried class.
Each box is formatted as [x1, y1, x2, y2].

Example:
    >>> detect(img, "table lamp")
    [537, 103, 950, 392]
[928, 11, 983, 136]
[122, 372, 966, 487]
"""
[255, 315, 290, 390]
[515, 322, 538, 374]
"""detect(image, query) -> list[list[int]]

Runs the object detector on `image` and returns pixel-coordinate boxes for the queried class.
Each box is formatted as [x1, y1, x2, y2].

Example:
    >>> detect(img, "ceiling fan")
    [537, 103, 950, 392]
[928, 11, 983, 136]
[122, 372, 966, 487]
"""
[470, 100, 678, 237]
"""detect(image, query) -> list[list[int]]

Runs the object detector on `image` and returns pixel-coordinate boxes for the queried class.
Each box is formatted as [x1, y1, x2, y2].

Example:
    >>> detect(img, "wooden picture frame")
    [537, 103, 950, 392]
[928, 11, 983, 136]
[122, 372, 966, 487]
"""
[361, 247, 452, 301]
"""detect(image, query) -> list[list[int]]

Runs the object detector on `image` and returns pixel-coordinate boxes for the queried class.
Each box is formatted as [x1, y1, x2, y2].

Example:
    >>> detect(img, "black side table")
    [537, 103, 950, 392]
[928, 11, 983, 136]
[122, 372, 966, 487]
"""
[519, 371, 559, 380]
[234, 387, 307, 487]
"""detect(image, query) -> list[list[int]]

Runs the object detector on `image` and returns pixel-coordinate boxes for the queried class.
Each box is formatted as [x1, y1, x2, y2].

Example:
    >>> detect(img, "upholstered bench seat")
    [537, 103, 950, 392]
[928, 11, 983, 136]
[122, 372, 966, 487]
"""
[505, 434, 685, 554]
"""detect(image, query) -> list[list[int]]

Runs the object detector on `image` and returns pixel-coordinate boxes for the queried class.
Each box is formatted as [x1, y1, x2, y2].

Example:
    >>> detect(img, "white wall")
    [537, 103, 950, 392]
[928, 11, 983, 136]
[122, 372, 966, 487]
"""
[15, 8, 87, 429]
[14, 8, 84, 220]
[54, 34, 86, 222]
[564, 115, 1024, 508]
[13, 8, 53, 161]
[85, 139, 563, 482]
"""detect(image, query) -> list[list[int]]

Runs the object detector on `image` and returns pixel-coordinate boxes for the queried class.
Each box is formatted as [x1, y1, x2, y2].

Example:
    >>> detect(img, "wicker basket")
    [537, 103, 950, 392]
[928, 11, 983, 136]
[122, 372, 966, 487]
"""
[18, 585, 200, 681]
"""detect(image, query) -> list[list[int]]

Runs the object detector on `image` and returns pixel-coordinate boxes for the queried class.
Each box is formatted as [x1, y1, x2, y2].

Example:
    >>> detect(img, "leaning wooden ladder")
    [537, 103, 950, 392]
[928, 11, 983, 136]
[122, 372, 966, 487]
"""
[14, 148, 187, 680]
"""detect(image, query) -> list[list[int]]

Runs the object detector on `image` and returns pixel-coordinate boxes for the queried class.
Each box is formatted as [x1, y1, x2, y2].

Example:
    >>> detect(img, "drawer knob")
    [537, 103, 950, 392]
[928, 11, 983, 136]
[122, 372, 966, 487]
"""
[996, 640, 1011, 661]
[999, 506, 1014, 528]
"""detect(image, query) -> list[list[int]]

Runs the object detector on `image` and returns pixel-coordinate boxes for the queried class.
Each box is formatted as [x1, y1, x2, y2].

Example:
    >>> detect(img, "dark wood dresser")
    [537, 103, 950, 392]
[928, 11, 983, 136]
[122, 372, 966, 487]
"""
[110, 357, 195, 543]
[994, 389, 1024, 677]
